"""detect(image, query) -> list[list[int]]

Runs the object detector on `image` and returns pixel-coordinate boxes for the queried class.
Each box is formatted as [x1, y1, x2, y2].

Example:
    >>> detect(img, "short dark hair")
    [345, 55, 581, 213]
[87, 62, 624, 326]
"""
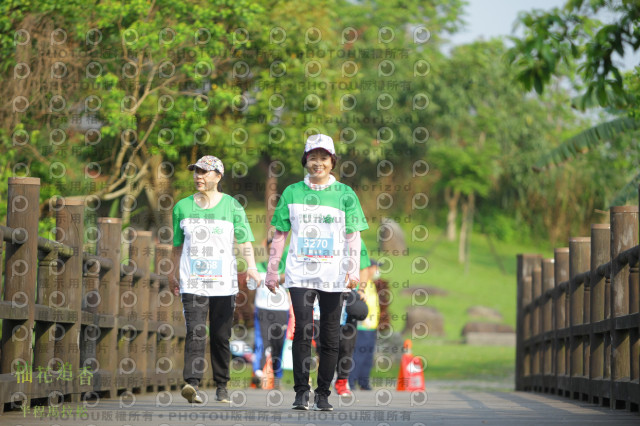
[301, 148, 337, 170]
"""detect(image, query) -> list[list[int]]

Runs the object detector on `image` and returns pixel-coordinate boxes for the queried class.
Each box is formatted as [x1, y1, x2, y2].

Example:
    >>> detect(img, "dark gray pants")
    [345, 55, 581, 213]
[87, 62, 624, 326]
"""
[181, 293, 235, 387]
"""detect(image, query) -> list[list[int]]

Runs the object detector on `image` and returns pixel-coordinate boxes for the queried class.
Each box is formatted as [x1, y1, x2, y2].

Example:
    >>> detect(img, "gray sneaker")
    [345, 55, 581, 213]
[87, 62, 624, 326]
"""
[181, 384, 203, 404]
[216, 386, 229, 403]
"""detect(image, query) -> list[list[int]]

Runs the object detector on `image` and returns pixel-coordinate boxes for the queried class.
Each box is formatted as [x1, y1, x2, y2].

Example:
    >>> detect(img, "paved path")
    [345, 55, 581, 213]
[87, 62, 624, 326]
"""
[2, 387, 638, 425]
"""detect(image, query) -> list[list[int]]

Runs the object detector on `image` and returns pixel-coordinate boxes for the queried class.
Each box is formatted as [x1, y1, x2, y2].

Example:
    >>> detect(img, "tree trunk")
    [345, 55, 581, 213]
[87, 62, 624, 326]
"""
[445, 187, 460, 242]
[145, 153, 173, 231]
[464, 192, 475, 274]
[458, 192, 475, 270]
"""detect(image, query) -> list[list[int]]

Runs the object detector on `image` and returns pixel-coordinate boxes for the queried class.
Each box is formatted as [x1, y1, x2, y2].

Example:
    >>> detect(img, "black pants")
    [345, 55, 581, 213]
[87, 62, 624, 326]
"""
[256, 308, 289, 376]
[317, 319, 358, 380]
[289, 288, 344, 396]
[337, 320, 358, 379]
[181, 293, 235, 387]
[317, 292, 360, 381]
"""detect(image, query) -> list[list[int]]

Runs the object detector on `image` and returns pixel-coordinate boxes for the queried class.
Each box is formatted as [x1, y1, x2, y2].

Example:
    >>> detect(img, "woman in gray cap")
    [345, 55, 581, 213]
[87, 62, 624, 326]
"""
[170, 155, 261, 404]
[265, 134, 369, 411]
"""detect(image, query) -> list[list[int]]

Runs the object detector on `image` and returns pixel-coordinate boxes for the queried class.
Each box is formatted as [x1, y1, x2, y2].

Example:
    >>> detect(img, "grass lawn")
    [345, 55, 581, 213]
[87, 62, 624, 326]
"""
[366, 220, 548, 384]
[241, 206, 550, 385]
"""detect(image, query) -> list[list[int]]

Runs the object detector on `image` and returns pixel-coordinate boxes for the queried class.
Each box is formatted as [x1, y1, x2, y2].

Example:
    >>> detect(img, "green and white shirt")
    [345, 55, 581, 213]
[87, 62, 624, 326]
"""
[173, 194, 254, 296]
[271, 181, 369, 292]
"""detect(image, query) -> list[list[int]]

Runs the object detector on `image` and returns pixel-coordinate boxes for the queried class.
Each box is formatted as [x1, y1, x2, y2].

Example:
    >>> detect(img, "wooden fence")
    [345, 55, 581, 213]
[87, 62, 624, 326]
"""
[516, 194, 639, 412]
[0, 177, 249, 414]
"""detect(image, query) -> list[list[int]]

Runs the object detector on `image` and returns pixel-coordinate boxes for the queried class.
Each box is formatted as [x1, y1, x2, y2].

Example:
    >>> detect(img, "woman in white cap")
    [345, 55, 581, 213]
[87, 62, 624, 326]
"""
[170, 155, 261, 404]
[265, 135, 369, 411]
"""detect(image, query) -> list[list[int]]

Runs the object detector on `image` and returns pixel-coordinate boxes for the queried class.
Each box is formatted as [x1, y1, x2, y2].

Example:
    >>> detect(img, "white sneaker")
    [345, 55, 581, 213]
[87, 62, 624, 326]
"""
[181, 384, 203, 403]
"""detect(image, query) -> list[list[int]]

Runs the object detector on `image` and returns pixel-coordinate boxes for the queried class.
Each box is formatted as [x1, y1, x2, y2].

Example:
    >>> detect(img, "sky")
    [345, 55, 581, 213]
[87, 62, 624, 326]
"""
[448, 0, 566, 45]
[447, 0, 639, 71]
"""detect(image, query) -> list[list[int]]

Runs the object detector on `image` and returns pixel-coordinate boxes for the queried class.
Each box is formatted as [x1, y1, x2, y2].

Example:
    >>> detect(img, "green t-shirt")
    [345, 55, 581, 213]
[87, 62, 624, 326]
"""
[360, 238, 371, 270]
[173, 193, 254, 296]
[271, 181, 369, 292]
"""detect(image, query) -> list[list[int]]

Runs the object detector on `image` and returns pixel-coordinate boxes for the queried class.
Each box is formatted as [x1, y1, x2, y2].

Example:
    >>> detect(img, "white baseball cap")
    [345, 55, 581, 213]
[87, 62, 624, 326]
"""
[304, 134, 335, 155]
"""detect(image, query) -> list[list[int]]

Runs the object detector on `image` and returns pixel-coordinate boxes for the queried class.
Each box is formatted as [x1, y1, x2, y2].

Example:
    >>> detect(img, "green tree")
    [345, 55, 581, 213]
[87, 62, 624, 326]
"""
[239, 0, 347, 230]
[508, 0, 640, 207]
[429, 39, 593, 258]
[1, 0, 265, 230]
[507, 0, 640, 108]
[428, 41, 503, 264]
[324, 0, 464, 221]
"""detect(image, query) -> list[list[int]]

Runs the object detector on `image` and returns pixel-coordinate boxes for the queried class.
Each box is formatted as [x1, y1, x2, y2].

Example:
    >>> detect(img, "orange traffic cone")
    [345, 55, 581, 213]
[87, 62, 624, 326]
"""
[250, 370, 261, 389]
[262, 348, 275, 390]
[396, 339, 425, 391]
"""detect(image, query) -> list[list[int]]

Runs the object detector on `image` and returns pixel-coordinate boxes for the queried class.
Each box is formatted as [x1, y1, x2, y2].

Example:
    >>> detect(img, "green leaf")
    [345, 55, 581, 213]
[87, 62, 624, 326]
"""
[533, 75, 544, 94]
[535, 117, 640, 169]
[608, 172, 640, 207]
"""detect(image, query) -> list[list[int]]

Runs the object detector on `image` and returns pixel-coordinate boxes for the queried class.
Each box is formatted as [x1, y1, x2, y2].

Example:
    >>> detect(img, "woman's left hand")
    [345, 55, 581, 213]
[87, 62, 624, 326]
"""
[346, 274, 359, 289]
[247, 269, 262, 287]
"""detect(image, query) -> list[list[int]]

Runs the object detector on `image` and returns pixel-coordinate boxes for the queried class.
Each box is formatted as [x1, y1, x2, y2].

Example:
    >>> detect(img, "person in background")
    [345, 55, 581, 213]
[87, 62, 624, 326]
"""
[349, 260, 386, 391]
[170, 155, 261, 404]
[333, 238, 371, 396]
[252, 238, 288, 389]
[265, 134, 369, 411]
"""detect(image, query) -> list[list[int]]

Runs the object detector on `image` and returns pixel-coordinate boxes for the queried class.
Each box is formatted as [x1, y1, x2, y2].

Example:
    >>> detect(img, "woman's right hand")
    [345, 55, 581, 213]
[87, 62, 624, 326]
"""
[169, 275, 180, 296]
[264, 272, 279, 294]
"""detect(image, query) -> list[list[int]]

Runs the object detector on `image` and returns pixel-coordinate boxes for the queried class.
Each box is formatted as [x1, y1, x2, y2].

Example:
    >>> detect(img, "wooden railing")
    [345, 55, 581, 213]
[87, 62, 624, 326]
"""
[516, 197, 639, 412]
[0, 177, 242, 413]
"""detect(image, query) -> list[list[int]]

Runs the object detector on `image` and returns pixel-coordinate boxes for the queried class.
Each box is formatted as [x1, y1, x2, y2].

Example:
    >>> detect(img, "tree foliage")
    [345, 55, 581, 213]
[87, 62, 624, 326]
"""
[507, 0, 640, 109]
[1, 0, 625, 246]
[508, 0, 640, 209]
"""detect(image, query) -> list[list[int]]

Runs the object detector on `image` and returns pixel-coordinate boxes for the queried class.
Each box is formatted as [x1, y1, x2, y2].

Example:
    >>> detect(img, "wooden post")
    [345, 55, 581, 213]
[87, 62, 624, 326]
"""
[54, 198, 84, 402]
[80, 250, 100, 393]
[634, 190, 640, 400]
[154, 244, 173, 391]
[1, 177, 40, 407]
[541, 258, 555, 392]
[516, 254, 541, 391]
[542, 259, 555, 333]
[96, 217, 122, 398]
[569, 237, 590, 399]
[589, 224, 610, 404]
[0, 226, 3, 289]
[172, 247, 185, 391]
[118, 228, 135, 392]
[128, 230, 152, 393]
[146, 256, 159, 393]
[569, 238, 590, 328]
[590, 225, 610, 324]
[34, 245, 57, 384]
[609, 206, 638, 409]
[523, 276, 532, 341]
[532, 264, 542, 391]
[554, 247, 569, 396]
